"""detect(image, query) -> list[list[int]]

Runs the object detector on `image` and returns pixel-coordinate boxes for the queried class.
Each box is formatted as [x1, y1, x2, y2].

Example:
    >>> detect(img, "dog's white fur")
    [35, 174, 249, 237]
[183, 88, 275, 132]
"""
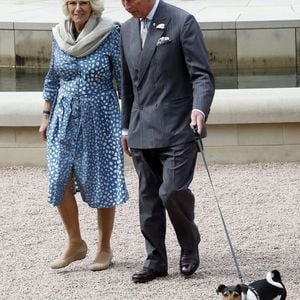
[241, 289, 257, 300]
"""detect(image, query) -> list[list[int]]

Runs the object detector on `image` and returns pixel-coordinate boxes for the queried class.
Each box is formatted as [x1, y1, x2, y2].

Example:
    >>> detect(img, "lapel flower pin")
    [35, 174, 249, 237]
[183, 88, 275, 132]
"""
[156, 23, 165, 30]
[156, 36, 171, 46]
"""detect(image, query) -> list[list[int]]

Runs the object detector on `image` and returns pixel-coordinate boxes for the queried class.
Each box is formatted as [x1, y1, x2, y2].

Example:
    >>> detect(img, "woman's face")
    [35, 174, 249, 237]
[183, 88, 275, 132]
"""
[67, 1, 92, 30]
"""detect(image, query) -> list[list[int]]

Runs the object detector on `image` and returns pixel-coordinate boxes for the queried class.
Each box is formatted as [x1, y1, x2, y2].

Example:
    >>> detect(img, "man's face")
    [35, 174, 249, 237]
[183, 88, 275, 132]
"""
[121, 0, 154, 19]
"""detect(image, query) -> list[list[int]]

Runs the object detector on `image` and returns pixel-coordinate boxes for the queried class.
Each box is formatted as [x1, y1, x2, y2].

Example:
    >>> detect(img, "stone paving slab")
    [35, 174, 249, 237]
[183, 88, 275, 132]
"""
[1, 0, 300, 27]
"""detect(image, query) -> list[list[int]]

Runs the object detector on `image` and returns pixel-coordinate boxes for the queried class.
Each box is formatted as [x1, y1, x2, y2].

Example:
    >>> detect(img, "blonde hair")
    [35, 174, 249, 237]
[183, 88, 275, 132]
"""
[62, 0, 104, 18]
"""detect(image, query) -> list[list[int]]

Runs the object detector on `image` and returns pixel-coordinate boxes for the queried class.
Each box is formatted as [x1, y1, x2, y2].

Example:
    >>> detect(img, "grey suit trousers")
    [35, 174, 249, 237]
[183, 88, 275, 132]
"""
[131, 141, 201, 272]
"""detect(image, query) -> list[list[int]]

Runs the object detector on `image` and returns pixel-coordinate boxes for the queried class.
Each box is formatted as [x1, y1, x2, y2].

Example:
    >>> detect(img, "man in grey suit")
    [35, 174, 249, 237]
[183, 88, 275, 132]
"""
[120, 0, 215, 283]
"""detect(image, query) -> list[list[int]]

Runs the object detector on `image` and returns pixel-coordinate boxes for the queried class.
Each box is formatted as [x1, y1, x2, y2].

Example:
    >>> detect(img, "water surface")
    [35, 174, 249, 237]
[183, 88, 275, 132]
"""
[1, 68, 299, 92]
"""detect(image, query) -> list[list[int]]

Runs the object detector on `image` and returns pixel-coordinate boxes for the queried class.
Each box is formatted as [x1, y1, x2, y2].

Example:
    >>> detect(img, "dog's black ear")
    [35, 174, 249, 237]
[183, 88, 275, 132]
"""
[237, 284, 249, 294]
[216, 284, 226, 294]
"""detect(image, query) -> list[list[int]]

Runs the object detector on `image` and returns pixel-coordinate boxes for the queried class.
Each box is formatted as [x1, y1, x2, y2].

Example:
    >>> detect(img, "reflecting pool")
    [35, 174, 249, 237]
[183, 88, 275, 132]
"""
[0, 67, 300, 92]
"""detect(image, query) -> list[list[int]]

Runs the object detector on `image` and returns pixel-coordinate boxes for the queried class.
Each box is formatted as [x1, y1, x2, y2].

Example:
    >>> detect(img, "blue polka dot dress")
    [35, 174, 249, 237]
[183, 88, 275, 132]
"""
[43, 26, 128, 208]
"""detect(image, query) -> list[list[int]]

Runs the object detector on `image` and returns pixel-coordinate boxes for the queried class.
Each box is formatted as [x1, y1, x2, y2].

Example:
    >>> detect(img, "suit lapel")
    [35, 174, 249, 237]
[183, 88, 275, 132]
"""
[128, 18, 142, 72]
[138, 4, 170, 86]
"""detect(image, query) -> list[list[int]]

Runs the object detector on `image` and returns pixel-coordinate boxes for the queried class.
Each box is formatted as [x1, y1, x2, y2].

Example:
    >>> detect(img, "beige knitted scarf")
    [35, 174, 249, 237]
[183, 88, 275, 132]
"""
[52, 15, 119, 57]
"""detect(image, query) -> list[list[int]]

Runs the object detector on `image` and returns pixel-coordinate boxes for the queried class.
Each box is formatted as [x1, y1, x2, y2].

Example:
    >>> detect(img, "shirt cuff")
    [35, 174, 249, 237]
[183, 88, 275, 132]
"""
[122, 129, 129, 136]
[192, 109, 206, 119]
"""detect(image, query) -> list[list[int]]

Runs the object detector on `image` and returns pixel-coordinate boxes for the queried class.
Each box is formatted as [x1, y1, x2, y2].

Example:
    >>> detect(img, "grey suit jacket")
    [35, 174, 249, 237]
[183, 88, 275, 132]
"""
[120, 0, 215, 149]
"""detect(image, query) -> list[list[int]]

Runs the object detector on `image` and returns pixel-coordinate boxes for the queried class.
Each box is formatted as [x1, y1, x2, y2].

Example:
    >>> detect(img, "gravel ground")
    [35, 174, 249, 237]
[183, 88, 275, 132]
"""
[0, 162, 299, 299]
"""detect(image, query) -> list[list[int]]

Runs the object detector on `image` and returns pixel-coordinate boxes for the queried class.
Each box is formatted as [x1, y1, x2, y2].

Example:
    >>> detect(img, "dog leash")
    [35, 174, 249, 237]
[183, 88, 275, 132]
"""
[193, 127, 244, 284]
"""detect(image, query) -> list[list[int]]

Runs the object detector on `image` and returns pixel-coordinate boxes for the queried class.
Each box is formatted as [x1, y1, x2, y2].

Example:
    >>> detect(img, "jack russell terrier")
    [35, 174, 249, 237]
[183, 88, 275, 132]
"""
[216, 270, 287, 300]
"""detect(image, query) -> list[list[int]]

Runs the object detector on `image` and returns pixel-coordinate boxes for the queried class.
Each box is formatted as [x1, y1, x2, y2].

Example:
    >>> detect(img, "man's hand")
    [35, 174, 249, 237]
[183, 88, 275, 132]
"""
[122, 135, 131, 156]
[190, 110, 205, 134]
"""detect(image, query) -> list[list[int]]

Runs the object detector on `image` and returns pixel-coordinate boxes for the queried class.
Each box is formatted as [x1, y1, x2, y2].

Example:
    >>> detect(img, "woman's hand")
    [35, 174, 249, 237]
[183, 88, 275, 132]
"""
[39, 116, 49, 141]
[39, 101, 52, 141]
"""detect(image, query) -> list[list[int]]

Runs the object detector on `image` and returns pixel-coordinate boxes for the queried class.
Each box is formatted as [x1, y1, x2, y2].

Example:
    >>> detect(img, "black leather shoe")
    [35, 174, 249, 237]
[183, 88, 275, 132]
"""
[180, 248, 199, 276]
[132, 267, 168, 283]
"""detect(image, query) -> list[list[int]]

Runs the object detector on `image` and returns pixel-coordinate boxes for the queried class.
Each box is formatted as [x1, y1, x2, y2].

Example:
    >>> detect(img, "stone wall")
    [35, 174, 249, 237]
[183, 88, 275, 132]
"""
[1, 21, 300, 72]
[0, 89, 299, 166]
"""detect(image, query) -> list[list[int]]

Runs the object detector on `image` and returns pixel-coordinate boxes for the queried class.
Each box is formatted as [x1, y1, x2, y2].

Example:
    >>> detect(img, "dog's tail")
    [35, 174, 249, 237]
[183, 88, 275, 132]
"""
[266, 270, 283, 288]
[266, 270, 287, 298]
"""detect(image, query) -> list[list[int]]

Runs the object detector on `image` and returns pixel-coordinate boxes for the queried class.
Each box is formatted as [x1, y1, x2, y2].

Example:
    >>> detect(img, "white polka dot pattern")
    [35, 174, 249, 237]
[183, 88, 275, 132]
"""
[43, 27, 128, 208]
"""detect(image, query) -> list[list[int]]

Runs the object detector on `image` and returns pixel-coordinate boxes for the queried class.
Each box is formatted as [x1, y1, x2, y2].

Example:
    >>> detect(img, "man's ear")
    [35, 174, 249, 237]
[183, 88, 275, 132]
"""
[216, 284, 226, 294]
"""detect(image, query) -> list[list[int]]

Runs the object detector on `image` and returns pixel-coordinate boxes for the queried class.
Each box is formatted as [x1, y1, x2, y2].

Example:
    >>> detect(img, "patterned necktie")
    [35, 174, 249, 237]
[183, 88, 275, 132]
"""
[141, 18, 148, 48]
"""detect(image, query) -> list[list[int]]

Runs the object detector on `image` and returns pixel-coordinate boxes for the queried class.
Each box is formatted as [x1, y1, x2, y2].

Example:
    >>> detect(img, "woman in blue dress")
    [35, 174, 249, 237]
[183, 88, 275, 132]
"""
[39, 0, 128, 271]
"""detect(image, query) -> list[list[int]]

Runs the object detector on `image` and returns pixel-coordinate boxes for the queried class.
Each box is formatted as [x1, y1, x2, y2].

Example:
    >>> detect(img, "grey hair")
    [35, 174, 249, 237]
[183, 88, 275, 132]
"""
[62, 0, 104, 18]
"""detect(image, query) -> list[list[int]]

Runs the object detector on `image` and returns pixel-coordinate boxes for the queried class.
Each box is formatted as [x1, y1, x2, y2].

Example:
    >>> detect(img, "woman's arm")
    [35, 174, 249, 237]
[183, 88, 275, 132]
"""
[39, 100, 52, 141]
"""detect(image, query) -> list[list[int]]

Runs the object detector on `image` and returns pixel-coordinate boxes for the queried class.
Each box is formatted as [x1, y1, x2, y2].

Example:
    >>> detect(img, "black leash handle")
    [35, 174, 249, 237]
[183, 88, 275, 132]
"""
[193, 127, 244, 284]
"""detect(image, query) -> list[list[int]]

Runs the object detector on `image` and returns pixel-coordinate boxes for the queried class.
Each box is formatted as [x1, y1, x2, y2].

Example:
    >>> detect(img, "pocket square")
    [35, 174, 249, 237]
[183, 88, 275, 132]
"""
[156, 23, 165, 30]
[156, 36, 171, 46]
